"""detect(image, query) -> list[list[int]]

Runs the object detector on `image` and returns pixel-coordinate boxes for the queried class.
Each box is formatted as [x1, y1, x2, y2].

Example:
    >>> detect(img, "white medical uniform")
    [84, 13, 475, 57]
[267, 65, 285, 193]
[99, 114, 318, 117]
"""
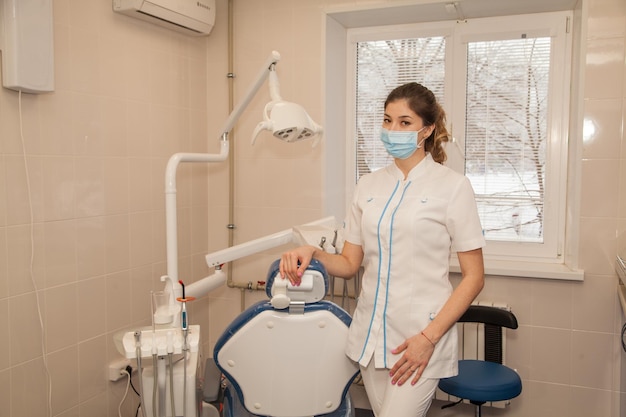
[344, 153, 485, 379]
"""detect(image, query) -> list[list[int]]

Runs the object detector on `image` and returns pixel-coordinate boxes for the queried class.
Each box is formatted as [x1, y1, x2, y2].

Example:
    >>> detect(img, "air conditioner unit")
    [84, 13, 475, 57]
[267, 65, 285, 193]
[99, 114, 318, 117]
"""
[112, 0, 215, 36]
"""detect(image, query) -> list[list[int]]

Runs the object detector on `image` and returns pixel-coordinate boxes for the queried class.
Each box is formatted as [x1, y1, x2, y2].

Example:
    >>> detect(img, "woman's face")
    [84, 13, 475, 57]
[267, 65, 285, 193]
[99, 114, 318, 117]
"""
[382, 99, 425, 132]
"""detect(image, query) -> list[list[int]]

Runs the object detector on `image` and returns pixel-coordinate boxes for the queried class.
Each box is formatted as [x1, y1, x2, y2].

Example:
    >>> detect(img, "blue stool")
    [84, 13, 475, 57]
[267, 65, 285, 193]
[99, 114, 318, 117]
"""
[438, 305, 522, 417]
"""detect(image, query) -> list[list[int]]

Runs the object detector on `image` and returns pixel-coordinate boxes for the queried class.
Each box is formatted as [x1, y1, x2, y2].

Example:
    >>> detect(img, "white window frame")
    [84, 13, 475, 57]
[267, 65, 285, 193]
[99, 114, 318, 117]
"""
[323, 3, 585, 281]
[449, 13, 573, 263]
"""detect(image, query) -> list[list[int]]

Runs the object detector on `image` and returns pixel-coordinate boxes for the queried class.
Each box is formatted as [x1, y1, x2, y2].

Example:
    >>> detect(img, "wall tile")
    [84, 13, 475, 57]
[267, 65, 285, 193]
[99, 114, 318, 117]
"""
[104, 214, 130, 274]
[0, 229, 7, 300]
[583, 98, 623, 159]
[0, 299, 8, 371]
[72, 93, 104, 157]
[6, 225, 44, 296]
[69, 27, 101, 95]
[524, 381, 574, 416]
[78, 336, 107, 402]
[572, 330, 614, 389]
[588, 0, 626, 38]
[580, 158, 619, 218]
[10, 359, 49, 417]
[42, 156, 76, 221]
[105, 270, 132, 333]
[45, 283, 78, 352]
[585, 37, 625, 99]
[530, 279, 574, 329]
[129, 211, 153, 267]
[579, 217, 619, 275]
[572, 274, 617, 333]
[103, 157, 129, 215]
[77, 277, 107, 341]
[48, 346, 79, 415]
[5, 155, 44, 225]
[44, 219, 77, 287]
[569, 385, 613, 417]
[0, 369, 9, 417]
[529, 327, 572, 384]
[75, 217, 106, 280]
[74, 157, 104, 218]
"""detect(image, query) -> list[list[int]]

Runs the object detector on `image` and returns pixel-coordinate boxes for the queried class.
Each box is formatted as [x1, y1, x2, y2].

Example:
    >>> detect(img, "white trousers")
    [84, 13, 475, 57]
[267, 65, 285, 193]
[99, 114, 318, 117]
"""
[359, 362, 439, 417]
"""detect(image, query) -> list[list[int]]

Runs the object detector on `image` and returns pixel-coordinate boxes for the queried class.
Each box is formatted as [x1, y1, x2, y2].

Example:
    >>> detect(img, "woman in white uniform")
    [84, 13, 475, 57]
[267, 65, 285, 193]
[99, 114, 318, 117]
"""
[280, 82, 485, 417]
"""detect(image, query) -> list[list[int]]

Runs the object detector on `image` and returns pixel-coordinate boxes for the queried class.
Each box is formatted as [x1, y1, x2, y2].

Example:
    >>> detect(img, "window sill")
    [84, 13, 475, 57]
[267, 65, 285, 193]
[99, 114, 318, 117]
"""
[449, 258, 584, 281]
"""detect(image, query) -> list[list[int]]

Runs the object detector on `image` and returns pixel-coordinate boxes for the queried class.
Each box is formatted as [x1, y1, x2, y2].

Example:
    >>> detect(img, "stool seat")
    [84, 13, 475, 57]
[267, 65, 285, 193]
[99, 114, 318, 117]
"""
[439, 359, 522, 403]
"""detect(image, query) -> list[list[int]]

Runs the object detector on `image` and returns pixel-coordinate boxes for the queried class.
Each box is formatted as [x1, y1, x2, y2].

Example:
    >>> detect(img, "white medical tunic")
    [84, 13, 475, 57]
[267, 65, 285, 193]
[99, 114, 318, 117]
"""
[344, 154, 485, 379]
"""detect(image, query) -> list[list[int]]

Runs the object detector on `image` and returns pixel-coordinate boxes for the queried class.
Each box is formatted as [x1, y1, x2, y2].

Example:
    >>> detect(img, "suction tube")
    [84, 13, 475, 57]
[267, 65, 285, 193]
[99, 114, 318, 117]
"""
[151, 353, 158, 417]
[168, 353, 175, 417]
[134, 332, 148, 417]
[167, 331, 175, 417]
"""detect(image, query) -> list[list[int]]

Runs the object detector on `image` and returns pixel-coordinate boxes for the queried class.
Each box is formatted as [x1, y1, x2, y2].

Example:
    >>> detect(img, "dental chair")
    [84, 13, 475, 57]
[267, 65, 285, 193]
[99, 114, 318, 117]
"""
[213, 259, 360, 417]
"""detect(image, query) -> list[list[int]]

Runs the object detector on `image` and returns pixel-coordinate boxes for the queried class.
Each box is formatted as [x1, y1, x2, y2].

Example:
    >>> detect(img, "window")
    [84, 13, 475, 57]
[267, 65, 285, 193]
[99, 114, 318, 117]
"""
[345, 11, 581, 277]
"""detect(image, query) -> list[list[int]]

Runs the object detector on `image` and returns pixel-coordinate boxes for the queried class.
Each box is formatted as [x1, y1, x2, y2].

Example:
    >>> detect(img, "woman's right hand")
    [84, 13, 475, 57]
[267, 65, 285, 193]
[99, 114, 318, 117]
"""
[279, 245, 317, 286]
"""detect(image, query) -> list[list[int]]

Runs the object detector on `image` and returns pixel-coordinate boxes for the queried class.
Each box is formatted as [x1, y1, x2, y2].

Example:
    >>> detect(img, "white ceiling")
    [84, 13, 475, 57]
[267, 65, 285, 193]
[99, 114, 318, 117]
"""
[327, 0, 580, 28]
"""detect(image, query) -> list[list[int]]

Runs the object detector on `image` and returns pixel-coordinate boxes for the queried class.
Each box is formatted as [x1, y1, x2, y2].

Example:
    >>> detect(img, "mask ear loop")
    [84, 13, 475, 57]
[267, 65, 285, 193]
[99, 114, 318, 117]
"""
[416, 126, 429, 149]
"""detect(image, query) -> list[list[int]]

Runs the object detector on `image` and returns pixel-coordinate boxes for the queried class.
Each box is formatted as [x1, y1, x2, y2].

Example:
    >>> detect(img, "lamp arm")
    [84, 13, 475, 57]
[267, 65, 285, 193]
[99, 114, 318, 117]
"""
[160, 51, 283, 325]
[218, 50, 281, 136]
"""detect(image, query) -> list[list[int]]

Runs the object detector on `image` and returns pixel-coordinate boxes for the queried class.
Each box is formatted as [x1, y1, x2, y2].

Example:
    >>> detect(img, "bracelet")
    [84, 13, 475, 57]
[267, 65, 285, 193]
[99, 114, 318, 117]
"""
[421, 331, 435, 347]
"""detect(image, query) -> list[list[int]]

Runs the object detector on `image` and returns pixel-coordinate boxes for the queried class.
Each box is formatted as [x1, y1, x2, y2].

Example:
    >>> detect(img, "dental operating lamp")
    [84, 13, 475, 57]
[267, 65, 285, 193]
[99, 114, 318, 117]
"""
[116, 50, 325, 417]
[160, 51, 323, 326]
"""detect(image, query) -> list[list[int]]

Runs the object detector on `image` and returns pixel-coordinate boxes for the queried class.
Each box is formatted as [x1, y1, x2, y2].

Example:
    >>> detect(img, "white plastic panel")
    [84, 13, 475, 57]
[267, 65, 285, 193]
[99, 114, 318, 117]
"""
[216, 310, 358, 417]
[0, 0, 55, 93]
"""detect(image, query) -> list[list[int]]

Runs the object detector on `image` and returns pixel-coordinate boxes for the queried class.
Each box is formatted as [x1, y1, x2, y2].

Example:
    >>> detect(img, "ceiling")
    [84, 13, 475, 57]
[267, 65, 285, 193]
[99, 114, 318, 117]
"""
[327, 0, 580, 28]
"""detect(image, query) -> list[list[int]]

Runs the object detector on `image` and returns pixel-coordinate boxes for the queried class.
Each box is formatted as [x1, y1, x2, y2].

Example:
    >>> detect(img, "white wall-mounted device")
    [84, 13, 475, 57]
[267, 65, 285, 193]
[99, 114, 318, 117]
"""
[0, 0, 55, 93]
[112, 0, 215, 36]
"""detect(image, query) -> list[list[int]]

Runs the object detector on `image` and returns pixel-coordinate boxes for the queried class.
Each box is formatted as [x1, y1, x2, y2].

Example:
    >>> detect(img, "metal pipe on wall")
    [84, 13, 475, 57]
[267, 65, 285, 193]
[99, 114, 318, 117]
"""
[225, 0, 258, 311]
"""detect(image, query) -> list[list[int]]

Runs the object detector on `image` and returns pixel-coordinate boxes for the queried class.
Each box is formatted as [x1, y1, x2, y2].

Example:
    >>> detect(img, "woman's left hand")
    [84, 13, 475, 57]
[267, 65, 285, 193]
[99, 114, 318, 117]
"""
[389, 333, 435, 386]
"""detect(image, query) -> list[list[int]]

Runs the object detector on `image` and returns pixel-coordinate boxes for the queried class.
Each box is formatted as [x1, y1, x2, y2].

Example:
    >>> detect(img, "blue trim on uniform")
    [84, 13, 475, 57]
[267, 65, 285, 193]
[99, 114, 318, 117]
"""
[381, 181, 412, 367]
[357, 180, 400, 364]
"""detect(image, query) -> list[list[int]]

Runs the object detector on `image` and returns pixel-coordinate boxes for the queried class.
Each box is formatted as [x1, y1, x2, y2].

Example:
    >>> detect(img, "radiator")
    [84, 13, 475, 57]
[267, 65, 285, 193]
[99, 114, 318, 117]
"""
[434, 301, 512, 409]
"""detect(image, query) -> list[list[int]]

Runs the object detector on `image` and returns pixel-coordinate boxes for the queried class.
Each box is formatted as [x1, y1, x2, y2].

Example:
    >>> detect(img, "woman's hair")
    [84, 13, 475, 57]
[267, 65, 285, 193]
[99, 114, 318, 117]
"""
[384, 82, 449, 164]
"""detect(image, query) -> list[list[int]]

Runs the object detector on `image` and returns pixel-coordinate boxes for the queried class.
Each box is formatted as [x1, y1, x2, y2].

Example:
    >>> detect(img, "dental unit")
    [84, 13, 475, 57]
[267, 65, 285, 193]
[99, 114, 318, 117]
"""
[115, 51, 329, 417]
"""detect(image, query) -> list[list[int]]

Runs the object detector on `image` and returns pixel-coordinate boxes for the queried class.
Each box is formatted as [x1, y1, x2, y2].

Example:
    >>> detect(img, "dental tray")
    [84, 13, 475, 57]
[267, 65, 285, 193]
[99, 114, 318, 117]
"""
[121, 324, 200, 359]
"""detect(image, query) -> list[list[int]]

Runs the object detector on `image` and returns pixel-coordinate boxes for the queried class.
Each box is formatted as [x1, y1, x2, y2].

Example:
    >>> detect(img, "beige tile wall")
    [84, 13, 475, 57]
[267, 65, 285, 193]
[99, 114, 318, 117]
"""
[0, 0, 624, 416]
[0, 0, 222, 415]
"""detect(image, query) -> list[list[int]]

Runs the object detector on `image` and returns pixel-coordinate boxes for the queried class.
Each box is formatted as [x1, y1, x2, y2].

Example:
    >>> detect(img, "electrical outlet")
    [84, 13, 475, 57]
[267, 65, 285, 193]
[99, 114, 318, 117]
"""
[108, 358, 131, 382]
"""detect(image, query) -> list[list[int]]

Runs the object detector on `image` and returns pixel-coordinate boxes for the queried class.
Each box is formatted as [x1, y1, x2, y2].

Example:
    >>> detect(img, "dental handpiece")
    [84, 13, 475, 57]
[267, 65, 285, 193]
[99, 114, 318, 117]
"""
[134, 331, 148, 417]
[178, 280, 191, 351]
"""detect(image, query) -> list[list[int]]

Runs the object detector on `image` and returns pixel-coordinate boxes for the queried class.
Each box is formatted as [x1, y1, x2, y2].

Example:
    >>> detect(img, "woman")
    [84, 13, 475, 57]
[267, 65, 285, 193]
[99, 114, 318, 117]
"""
[280, 82, 485, 417]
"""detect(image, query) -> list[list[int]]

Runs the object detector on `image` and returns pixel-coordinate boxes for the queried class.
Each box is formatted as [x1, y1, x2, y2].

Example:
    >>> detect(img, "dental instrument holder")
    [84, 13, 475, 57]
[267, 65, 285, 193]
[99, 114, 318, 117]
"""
[121, 325, 201, 417]
[122, 287, 199, 417]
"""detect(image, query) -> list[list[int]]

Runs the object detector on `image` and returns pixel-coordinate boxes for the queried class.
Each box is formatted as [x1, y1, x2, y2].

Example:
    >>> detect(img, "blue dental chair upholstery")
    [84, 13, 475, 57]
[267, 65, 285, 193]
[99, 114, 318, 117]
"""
[438, 305, 522, 417]
[214, 259, 359, 417]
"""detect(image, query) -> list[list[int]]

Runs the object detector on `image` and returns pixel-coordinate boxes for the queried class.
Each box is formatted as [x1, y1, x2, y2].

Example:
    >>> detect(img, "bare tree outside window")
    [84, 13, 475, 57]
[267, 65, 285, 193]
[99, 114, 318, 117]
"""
[465, 37, 551, 243]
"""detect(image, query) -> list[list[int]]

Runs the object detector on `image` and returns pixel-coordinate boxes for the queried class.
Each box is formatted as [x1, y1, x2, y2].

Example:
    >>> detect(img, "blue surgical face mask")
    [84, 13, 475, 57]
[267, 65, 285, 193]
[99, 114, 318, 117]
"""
[380, 127, 427, 159]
